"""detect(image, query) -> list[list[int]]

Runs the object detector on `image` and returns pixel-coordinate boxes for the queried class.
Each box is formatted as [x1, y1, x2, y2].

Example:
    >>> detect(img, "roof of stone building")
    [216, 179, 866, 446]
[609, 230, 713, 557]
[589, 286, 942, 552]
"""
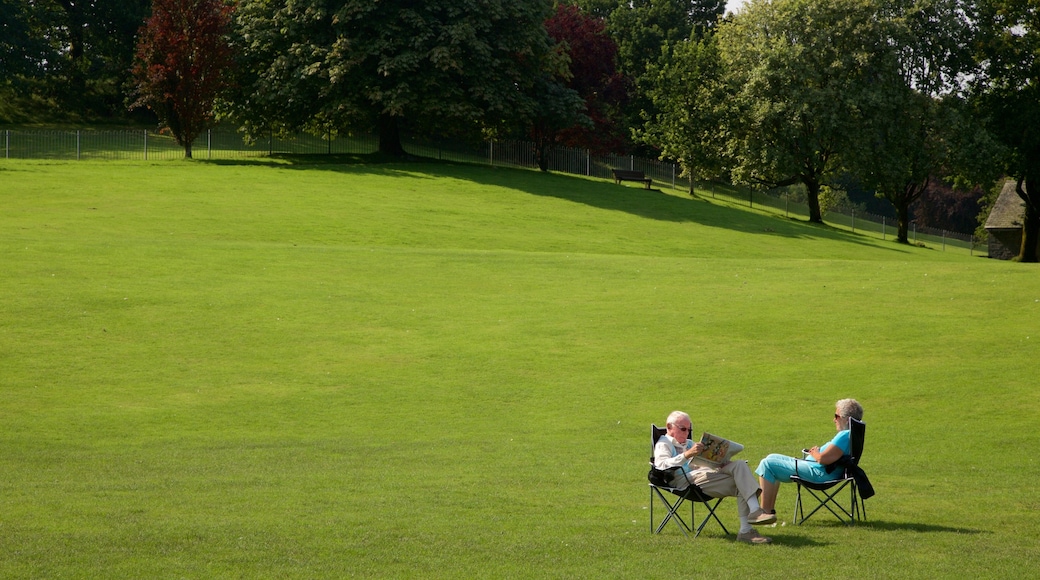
[985, 180, 1026, 230]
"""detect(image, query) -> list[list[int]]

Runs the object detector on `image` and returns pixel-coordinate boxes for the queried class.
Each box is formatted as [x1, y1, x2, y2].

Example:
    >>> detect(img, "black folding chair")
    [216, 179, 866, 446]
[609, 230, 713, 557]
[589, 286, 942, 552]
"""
[791, 417, 871, 525]
[648, 425, 729, 537]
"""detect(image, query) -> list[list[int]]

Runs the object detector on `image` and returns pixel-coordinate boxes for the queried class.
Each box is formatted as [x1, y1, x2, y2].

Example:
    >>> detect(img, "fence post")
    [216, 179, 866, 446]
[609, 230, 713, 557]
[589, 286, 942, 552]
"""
[851, 210, 855, 233]
[489, 140, 494, 166]
[942, 230, 946, 251]
[671, 163, 676, 190]
[77, 130, 81, 160]
[630, 154, 634, 170]
[882, 217, 886, 240]
[5, 130, 8, 159]
[913, 222, 917, 244]
[144, 130, 148, 160]
[208, 129, 213, 159]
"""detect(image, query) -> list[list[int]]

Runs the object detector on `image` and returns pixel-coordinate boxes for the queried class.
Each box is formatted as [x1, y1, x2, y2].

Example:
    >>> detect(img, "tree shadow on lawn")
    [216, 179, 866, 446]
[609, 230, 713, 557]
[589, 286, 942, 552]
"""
[858, 520, 987, 535]
[198, 156, 913, 253]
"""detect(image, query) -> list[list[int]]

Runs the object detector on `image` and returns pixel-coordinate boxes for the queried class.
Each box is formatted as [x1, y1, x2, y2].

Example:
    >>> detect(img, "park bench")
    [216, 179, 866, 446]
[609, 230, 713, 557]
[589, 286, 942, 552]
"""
[611, 168, 652, 189]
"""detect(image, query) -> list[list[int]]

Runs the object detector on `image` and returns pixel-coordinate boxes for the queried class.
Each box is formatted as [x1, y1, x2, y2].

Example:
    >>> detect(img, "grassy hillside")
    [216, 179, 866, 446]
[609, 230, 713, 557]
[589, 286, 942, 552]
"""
[1, 158, 1037, 578]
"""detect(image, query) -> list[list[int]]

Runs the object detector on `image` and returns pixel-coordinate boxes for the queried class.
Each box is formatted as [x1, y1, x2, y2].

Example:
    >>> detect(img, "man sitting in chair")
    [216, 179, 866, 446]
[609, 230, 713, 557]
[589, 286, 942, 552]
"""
[654, 410, 776, 544]
[754, 398, 864, 515]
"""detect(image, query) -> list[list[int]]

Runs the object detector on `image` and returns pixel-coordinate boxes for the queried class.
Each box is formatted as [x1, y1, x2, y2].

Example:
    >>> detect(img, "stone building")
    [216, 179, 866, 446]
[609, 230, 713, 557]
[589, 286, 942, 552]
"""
[985, 180, 1039, 259]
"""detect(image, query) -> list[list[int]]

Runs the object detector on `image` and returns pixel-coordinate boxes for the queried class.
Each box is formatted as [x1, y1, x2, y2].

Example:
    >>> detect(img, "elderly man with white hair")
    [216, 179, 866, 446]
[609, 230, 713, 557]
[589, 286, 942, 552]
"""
[654, 410, 776, 544]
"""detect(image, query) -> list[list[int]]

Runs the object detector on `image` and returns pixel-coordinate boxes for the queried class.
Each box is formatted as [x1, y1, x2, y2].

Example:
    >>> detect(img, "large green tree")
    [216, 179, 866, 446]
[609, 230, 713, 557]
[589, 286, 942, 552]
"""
[23, 0, 152, 117]
[972, 0, 1040, 262]
[717, 0, 896, 223]
[229, 0, 563, 156]
[844, 0, 983, 244]
[639, 35, 729, 192]
[0, 0, 43, 80]
[606, 0, 725, 153]
[609, 0, 725, 80]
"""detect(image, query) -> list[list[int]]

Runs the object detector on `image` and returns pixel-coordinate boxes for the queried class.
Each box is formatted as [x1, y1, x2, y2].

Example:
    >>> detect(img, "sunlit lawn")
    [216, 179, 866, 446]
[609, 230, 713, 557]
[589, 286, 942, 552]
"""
[1, 158, 1037, 578]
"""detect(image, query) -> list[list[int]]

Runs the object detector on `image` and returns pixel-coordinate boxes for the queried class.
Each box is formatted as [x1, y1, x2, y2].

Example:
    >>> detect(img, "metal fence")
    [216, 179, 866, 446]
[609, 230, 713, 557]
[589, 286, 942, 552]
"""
[0, 127, 976, 253]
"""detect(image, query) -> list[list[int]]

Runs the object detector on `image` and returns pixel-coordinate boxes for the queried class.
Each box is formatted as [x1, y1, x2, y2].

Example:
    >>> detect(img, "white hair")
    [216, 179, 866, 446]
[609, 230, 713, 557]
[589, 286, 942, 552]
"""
[666, 410, 691, 426]
[836, 399, 864, 421]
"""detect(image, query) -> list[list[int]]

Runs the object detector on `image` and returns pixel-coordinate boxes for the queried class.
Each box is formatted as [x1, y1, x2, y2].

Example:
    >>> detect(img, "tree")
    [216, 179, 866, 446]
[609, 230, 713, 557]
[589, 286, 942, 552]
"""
[229, 0, 562, 157]
[972, 0, 1040, 262]
[131, 0, 235, 159]
[609, 0, 725, 81]
[716, 0, 896, 223]
[639, 35, 729, 192]
[568, 0, 620, 19]
[17, 0, 153, 118]
[607, 0, 725, 149]
[544, 4, 629, 154]
[0, 0, 42, 80]
[528, 75, 589, 171]
[843, 0, 989, 244]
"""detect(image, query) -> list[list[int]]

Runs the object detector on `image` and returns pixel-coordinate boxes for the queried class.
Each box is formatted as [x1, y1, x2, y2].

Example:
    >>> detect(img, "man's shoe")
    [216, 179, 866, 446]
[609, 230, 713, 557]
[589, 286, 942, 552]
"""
[748, 509, 777, 525]
[737, 529, 773, 544]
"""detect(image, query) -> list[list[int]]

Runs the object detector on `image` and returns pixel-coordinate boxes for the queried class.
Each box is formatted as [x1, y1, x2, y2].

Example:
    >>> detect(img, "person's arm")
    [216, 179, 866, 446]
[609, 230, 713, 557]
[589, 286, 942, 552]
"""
[807, 443, 843, 465]
[808, 430, 850, 465]
[654, 439, 703, 470]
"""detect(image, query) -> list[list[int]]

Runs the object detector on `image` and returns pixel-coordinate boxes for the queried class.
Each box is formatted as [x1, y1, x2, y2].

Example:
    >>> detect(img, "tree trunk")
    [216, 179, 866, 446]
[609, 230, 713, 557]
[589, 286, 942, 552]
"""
[805, 178, 823, 223]
[184, 141, 193, 159]
[895, 199, 910, 244]
[535, 141, 550, 172]
[56, 0, 87, 99]
[1019, 183, 1035, 264]
[1019, 178, 1039, 262]
[378, 113, 406, 157]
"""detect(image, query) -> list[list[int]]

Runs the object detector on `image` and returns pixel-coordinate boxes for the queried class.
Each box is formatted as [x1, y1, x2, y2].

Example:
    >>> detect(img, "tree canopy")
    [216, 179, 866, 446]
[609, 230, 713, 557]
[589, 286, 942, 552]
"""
[228, 0, 564, 156]
[544, 4, 629, 154]
[716, 0, 906, 223]
[639, 35, 729, 189]
[4, 0, 152, 118]
[131, 0, 235, 158]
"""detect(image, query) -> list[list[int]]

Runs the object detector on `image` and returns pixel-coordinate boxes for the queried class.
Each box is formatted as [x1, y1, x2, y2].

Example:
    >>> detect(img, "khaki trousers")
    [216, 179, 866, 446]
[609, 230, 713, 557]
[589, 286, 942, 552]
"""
[688, 459, 760, 519]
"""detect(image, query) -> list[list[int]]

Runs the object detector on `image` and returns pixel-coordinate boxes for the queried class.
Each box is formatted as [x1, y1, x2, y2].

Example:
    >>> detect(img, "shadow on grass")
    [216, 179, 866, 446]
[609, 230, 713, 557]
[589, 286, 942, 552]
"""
[858, 520, 987, 535]
[195, 154, 913, 252]
[766, 533, 831, 547]
[680, 532, 829, 547]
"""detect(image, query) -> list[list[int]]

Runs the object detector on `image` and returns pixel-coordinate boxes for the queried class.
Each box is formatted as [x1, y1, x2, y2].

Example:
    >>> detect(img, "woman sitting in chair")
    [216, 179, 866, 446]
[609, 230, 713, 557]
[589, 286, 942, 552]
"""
[754, 398, 864, 516]
[655, 410, 776, 544]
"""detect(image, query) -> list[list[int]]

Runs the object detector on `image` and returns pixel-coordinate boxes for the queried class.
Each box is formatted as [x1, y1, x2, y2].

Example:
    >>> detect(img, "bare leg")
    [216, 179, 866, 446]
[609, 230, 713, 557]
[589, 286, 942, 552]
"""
[759, 476, 780, 512]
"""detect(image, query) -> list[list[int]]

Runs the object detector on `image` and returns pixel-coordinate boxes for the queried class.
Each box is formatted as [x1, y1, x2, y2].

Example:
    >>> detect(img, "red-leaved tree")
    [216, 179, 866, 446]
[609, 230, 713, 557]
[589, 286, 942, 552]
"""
[131, 0, 234, 158]
[545, 4, 630, 154]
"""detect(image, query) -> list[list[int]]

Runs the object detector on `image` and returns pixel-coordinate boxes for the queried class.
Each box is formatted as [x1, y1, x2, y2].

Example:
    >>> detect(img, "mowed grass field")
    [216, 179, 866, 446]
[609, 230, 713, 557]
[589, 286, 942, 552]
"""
[1, 158, 1038, 578]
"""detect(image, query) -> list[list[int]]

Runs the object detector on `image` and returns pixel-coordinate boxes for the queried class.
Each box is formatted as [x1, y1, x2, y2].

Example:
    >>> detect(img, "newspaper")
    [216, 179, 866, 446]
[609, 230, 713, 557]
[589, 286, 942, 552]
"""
[690, 432, 744, 467]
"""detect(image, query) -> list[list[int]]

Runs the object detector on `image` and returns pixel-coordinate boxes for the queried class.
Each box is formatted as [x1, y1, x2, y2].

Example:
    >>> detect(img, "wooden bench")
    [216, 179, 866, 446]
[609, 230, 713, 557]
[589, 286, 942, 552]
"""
[611, 169, 652, 189]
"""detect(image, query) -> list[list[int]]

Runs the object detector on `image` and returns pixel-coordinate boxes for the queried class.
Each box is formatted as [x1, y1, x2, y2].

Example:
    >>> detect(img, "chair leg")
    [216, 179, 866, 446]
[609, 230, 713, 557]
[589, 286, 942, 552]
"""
[651, 487, 692, 536]
[793, 481, 857, 525]
[693, 498, 729, 537]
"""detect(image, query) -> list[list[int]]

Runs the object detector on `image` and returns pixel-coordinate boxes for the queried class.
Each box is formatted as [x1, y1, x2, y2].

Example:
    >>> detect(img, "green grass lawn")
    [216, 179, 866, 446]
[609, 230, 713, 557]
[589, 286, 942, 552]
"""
[1, 158, 1038, 578]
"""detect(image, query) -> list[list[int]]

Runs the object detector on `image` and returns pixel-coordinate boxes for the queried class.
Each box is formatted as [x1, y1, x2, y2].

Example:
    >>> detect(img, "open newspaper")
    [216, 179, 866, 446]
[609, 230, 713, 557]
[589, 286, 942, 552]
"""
[690, 432, 744, 467]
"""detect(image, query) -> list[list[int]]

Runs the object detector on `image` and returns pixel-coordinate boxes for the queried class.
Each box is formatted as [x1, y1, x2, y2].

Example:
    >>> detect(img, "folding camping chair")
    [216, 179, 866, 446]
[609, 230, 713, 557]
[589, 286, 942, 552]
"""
[791, 417, 870, 525]
[648, 424, 729, 537]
